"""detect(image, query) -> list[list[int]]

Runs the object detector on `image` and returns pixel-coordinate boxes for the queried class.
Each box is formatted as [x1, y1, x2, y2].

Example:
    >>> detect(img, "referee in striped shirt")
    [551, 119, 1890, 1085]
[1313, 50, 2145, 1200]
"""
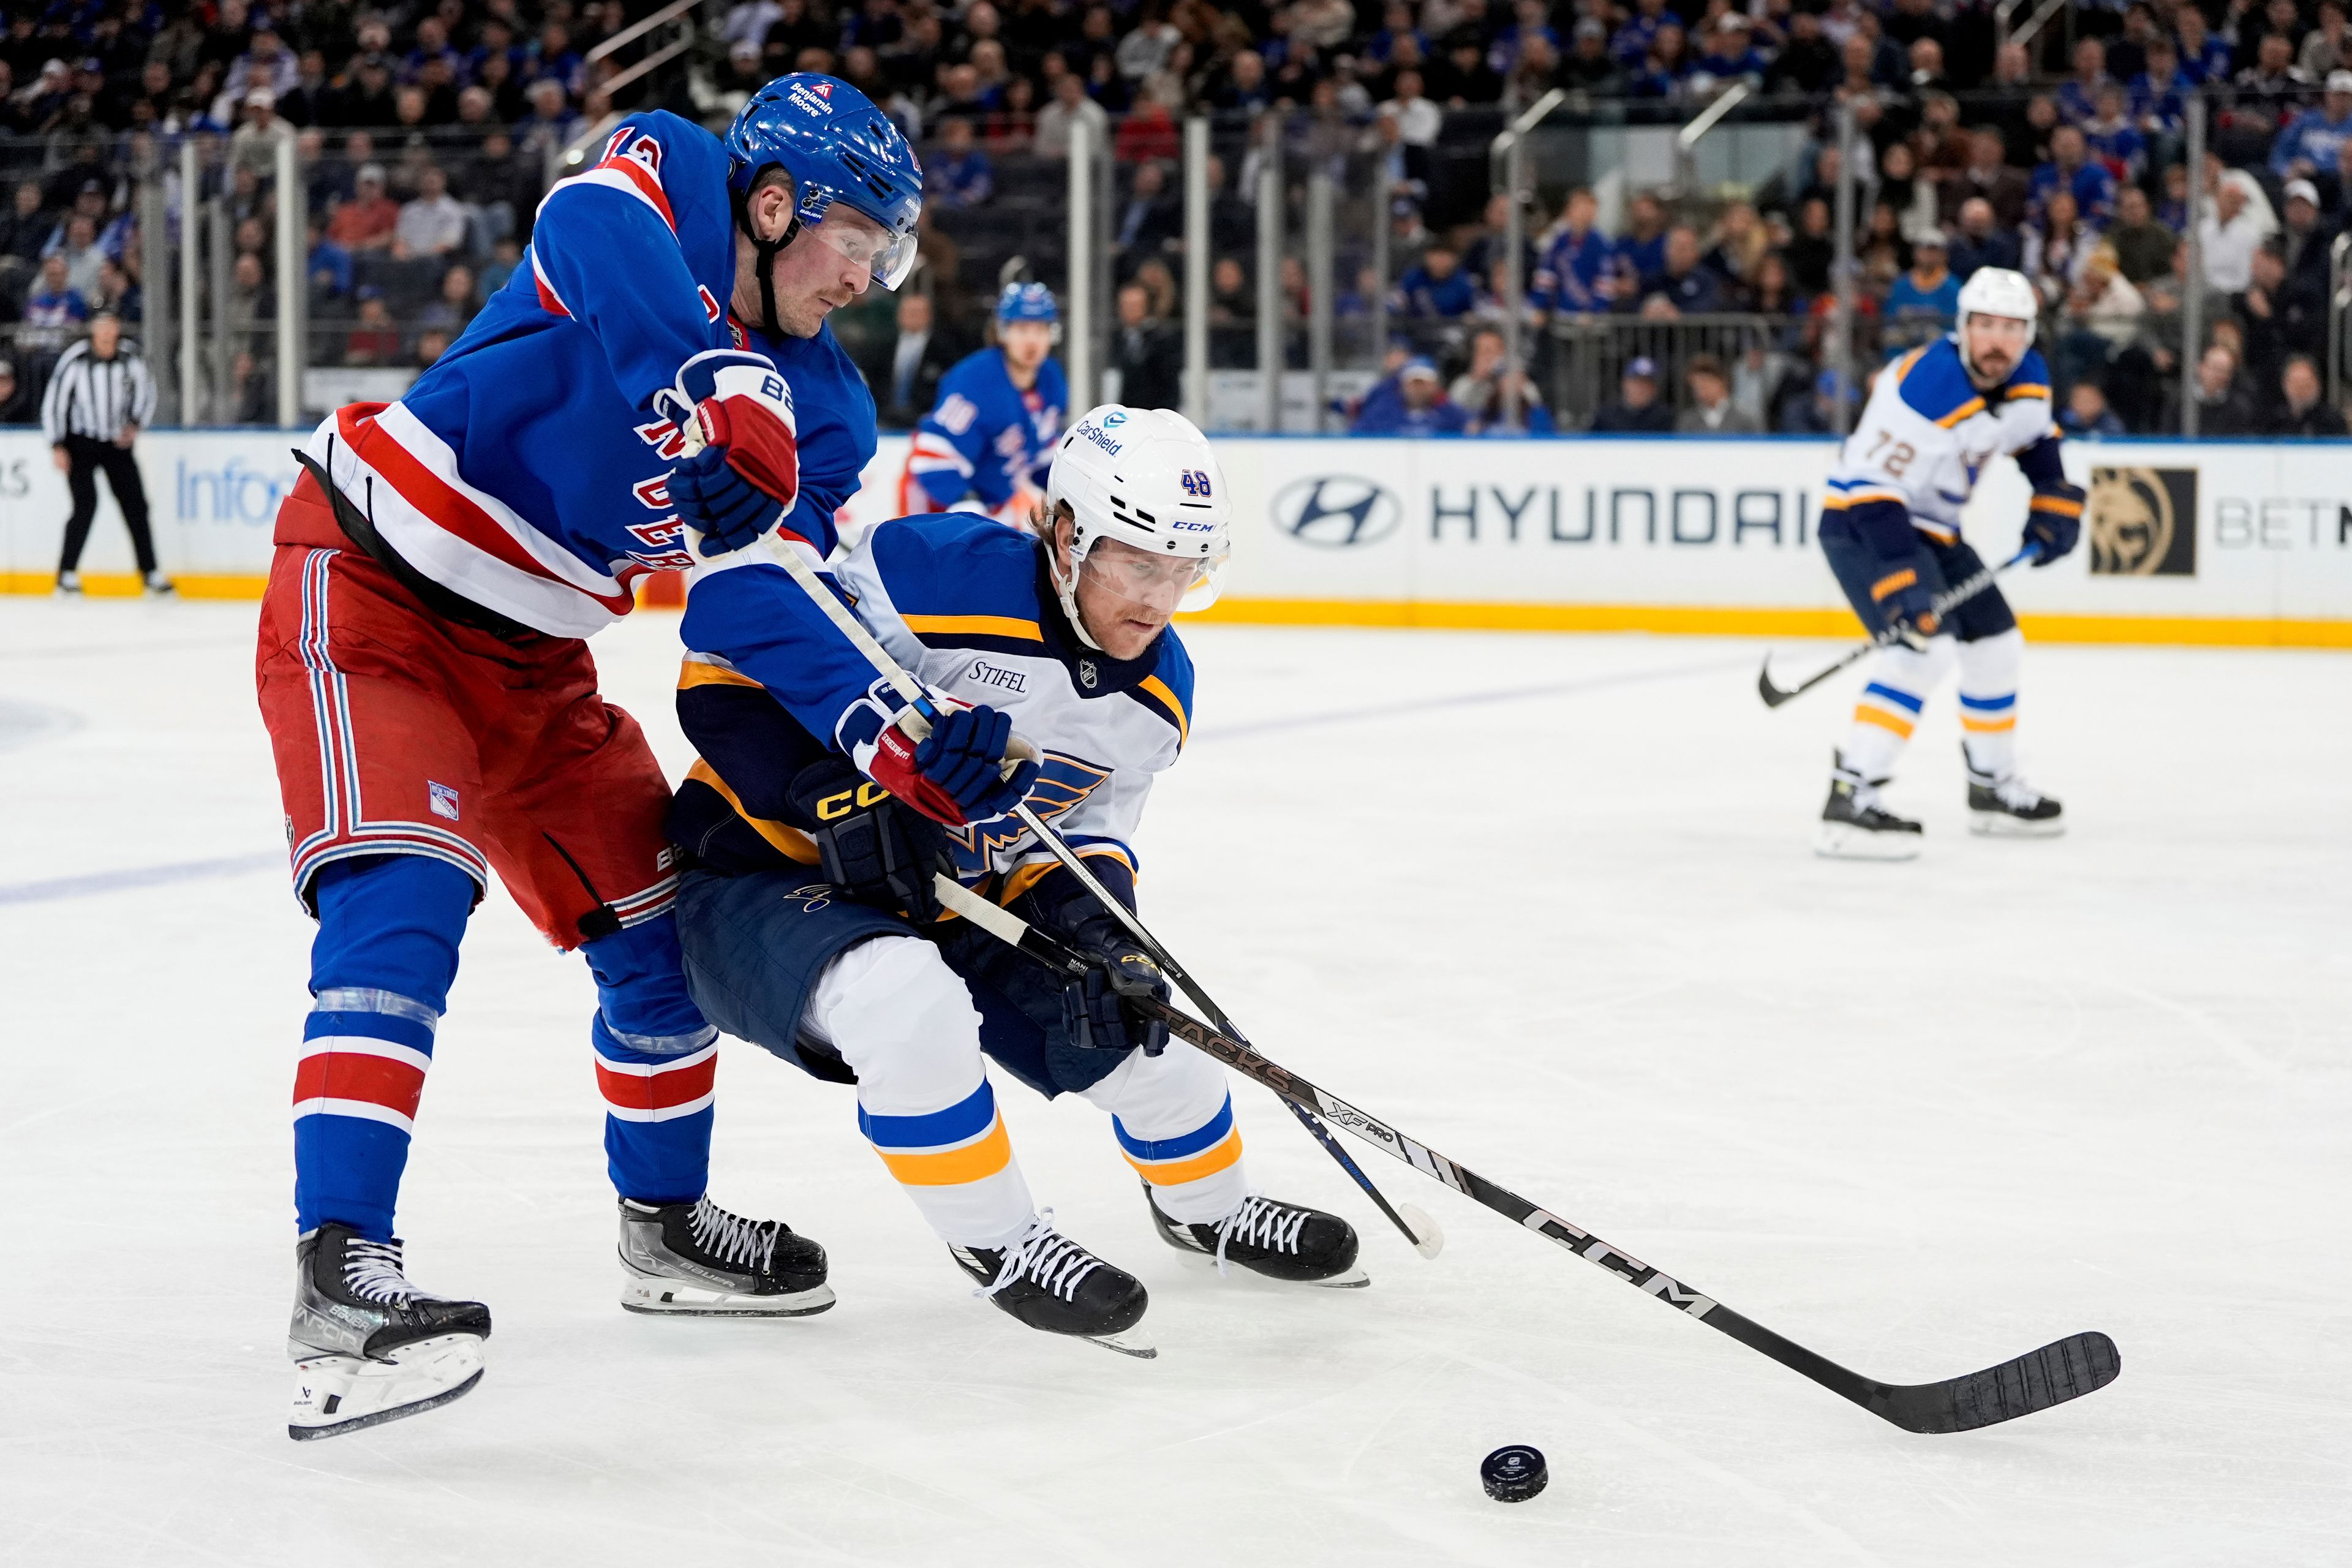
[42, 310, 168, 596]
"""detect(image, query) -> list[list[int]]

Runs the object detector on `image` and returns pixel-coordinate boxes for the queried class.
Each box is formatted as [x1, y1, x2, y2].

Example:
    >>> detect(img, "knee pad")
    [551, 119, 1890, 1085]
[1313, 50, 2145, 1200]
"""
[309, 854, 473, 1015]
[1958, 626, 2024, 692]
[810, 935, 984, 1108]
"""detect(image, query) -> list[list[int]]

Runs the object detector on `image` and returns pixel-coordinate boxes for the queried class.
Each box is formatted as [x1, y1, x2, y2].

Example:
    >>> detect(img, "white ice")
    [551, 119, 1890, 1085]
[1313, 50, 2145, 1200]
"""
[2, 599, 2348, 1567]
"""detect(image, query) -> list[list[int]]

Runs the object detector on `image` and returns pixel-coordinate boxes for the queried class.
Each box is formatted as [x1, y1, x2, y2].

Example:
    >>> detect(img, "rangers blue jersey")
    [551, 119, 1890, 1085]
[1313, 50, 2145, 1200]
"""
[899, 349, 1067, 521]
[295, 110, 866, 646]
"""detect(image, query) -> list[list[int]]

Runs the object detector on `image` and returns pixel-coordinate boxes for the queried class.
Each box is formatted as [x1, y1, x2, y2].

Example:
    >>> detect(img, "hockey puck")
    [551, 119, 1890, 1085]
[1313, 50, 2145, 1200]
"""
[1480, 1444, 1547, 1504]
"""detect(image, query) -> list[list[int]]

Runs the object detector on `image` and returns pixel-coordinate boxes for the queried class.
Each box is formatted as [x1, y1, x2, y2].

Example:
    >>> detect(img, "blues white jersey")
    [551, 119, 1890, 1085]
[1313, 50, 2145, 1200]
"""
[899, 349, 1068, 522]
[673, 512, 1191, 910]
[1826, 338, 2059, 543]
[295, 110, 869, 649]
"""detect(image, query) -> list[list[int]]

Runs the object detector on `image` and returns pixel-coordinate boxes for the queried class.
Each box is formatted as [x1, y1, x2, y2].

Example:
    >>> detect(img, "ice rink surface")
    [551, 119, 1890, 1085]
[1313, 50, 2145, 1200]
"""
[2, 598, 2348, 1567]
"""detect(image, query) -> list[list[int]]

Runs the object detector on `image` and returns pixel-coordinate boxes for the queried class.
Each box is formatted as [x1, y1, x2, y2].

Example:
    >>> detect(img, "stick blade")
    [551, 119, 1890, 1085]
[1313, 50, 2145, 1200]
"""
[1878, 1330, 2121, 1434]
[1757, 657, 1798, 708]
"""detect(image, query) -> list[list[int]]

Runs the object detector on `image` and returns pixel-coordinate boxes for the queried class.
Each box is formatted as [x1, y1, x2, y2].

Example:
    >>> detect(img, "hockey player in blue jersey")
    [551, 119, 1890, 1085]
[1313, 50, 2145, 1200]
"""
[670, 407, 1363, 1355]
[897, 281, 1068, 526]
[1814, 268, 2082, 859]
[261, 76, 1037, 1439]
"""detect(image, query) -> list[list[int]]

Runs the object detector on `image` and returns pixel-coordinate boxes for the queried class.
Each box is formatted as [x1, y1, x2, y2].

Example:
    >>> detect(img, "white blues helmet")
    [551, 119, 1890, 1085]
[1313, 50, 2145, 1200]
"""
[1042, 405, 1232, 647]
[1955, 266, 2038, 374]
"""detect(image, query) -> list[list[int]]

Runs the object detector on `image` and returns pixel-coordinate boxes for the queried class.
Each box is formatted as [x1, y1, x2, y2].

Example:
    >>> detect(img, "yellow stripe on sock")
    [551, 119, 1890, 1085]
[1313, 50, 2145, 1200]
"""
[1853, 705, 1915, 739]
[875, 1118, 1013, 1186]
[1961, 714, 2017, 733]
[1124, 1128, 1243, 1186]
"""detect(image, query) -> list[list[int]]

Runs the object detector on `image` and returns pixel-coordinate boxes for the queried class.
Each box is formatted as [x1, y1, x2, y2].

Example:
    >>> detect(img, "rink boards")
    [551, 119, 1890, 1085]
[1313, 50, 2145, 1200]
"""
[3, 428, 2346, 645]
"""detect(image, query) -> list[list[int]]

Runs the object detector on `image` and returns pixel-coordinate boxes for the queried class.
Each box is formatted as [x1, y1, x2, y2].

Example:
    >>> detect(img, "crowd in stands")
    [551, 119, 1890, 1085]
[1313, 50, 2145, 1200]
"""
[2, 0, 2351, 437]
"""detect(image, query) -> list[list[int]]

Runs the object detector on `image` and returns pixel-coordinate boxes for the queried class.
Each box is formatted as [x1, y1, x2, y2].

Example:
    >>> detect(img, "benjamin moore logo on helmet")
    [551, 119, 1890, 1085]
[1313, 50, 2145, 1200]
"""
[786, 81, 834, 116]
[1270, 475, 1403, 548]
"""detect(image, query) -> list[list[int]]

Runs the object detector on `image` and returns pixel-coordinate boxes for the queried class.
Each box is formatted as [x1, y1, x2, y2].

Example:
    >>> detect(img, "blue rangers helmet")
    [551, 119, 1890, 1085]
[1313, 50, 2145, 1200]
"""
[995, 281, 1059, 326]
[726, 74, 923, 332]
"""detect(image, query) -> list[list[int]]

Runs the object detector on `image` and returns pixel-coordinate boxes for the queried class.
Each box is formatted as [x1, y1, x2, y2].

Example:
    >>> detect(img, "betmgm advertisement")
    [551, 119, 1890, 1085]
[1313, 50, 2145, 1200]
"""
[4, 429, 2348, 644]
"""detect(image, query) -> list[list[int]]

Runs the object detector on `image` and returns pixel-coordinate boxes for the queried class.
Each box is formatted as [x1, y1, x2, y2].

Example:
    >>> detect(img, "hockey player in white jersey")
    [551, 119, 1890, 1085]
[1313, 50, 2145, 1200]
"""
[670, 406, 1362, 1354]
[896, 281, 1068, 526]
[1814, 268, 2083, 859]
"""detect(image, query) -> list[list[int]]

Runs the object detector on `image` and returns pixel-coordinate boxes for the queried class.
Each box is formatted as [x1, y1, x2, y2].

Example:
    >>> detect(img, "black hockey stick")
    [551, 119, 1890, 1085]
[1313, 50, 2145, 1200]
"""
[714, 515, 1441, 1259]
[937, 876, 2121, 1434]
[1758, 546, 2038, 709]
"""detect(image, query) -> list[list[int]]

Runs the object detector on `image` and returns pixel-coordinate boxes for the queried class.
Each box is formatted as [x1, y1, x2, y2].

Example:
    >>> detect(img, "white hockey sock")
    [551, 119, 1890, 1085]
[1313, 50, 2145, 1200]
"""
[803, 935, 1035, 1250]
[1080, 1042, 1246, 1226]
[1957, 628, 2024, 782]
[1838, 639, 1953, 781]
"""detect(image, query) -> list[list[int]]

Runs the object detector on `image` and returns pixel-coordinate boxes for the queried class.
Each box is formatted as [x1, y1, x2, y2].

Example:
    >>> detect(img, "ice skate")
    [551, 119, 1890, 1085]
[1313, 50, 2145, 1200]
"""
[54, 570, 81, 597]
[143, 571, 175, 597]
[287, 1224, 491, 1441]
[1816, 755, 1923, 861]
[1967, 766, 2064, 837]
[617, 1196, 834, 1316]
[951, 1210, 1153, 1357]
[1145, 1185, 1366, 1287]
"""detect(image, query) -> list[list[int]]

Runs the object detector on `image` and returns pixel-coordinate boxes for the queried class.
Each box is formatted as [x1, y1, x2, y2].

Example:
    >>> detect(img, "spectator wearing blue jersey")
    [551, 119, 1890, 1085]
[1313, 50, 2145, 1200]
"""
[926, 117, 995, 208]
[1589, 356, 1675, 432]
[1687, 14, 1770, 95]
[1884, 233, 1961, 349]
[2272, 72, 2352, 178]
[2030, 127, 2117, 224]
[1351, 358, 1469, 435]
[2129, 39, 2192, 135]
[2056, 39, 2112, 126]
[2060, 379, 2127, 437]
[2082, 83, 2147, 181]
[1392, 244, 1476, 317]
[2174, 7, 2232, 85]
[1610, 0, 1672, 68]
[1534, 187, 1616, 315]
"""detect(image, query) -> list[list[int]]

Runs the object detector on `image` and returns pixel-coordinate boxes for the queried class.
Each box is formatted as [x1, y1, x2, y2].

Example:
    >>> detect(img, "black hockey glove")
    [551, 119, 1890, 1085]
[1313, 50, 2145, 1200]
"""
[787, 756, 951, 923]
[2024, 481, 2085, 566]
[1868, 565, 1942, 652]
[1060, 924, 1172, 1057]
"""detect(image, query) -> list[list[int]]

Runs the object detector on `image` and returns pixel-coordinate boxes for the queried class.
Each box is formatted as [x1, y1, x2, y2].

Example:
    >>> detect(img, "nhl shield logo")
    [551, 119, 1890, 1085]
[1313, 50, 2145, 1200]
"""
[1078, 658, 1099, 689]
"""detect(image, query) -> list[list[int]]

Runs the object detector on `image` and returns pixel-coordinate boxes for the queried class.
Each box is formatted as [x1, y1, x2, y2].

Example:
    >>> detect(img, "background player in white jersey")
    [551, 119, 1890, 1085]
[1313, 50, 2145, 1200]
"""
[1813, 268, 2084, 859]
[897, 282, 1068, 527]
[671, 407, 1362, 1354]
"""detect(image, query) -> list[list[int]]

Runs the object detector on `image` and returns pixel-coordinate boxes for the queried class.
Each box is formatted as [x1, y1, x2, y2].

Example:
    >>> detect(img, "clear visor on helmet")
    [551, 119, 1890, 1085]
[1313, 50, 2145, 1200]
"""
[797, 186, 921, 290]
[1077, 533, 1232, 616]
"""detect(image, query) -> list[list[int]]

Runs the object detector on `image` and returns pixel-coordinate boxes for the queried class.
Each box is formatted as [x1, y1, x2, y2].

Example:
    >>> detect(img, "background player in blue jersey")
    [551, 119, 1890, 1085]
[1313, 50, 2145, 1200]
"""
[898, 281, 1069, 527]
[263, 77, 1033, 1440]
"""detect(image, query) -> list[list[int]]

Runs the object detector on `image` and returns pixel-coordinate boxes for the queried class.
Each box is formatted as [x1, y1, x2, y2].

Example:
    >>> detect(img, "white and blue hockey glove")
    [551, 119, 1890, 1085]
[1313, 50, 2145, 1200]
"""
[662, 349, 801, 554]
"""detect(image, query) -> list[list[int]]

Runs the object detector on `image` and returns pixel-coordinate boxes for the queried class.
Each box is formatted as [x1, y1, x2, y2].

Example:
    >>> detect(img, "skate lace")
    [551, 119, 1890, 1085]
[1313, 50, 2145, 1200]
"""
[1208, 1193, 1306, 1276]
[341, 1238, 421, 1306]
[687, 1197, 782, 1273]
[1994, 776, 2044, 809]
[976, 1209, 1101, 1303]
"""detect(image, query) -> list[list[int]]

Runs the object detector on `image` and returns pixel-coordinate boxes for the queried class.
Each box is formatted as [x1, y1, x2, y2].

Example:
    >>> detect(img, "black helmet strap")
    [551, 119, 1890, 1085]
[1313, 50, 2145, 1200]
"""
[733, 176, 802, 340]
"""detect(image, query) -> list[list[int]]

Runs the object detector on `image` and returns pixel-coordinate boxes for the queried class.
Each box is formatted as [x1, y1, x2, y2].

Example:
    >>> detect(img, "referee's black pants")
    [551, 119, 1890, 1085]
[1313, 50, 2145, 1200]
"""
[58, 435, 157, 576]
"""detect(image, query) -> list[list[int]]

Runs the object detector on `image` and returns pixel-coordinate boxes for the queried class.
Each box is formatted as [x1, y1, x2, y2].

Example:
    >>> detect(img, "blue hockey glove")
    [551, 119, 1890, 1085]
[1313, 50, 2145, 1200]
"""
[1869, 565, 1942, 652]
[663, 349, 801, 554]
[2024, 482, 2084, 567]
[787, 756, 950, 922]
[839, 682, 1040, 827]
